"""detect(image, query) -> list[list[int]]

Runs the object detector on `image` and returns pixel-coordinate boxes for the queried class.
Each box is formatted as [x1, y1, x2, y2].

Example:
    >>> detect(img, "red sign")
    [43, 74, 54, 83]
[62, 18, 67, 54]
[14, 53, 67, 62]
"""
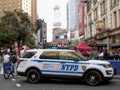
[78, 3, 84, 36]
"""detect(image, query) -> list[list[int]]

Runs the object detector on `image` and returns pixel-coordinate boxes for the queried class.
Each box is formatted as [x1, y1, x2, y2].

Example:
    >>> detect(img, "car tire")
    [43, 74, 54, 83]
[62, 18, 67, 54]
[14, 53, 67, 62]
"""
[85, 70, 102, 86]
[27, 69, 41, 84]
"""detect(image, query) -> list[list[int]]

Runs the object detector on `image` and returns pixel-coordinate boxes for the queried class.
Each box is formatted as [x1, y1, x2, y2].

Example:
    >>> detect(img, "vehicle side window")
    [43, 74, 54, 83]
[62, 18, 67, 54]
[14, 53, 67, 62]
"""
[39, 51, 59, 59]
[59, 51, 80, 61]
[22, 52, 37, 58]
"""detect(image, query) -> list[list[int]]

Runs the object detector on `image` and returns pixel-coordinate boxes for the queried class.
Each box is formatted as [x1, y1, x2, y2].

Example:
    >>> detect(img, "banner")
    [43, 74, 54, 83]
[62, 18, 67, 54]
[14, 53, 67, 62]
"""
[14, 41, 19, 53]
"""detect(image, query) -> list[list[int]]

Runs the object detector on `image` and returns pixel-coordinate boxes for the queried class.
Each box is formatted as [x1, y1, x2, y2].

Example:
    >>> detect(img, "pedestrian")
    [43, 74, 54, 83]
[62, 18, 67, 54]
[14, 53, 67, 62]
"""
[103, 49, 109, 60]
[97, 50, 104, 60]
[9, 52, 18, 78]
[3, 51, 10, 73]
[20, 47, 25, 57]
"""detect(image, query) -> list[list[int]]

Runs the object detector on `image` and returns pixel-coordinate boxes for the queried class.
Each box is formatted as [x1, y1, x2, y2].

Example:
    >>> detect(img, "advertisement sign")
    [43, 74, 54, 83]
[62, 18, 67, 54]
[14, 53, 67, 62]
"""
[78, 3, 84, 36]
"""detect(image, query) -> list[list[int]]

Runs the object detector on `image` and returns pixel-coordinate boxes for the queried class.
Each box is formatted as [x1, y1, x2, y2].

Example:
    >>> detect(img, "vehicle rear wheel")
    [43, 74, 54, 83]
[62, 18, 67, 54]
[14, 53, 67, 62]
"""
[4, 68, 11, 79]
[85, 70, 102, 86]
[27, 69, 41, 84]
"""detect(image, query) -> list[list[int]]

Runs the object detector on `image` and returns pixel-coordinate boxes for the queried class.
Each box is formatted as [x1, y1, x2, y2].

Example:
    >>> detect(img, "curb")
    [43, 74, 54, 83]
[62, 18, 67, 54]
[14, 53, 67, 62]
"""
[113, 75, 120, 79]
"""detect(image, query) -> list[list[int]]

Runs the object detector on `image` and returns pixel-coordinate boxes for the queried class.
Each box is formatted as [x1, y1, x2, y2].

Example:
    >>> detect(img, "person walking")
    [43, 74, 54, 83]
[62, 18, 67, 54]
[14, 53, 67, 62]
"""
[103, 49, 109, 60]
[3, 52, 10, 73]
[9, 52, 18, 78]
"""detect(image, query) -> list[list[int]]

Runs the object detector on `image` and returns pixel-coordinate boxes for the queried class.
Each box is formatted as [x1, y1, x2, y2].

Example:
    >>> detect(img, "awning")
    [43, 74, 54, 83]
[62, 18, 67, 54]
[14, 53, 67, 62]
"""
[77, 43, 92, 51]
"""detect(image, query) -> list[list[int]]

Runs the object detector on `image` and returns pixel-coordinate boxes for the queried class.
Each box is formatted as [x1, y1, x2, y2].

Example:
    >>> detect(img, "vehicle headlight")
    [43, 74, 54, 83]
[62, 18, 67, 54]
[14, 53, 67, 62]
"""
[102, 64, 112, 68]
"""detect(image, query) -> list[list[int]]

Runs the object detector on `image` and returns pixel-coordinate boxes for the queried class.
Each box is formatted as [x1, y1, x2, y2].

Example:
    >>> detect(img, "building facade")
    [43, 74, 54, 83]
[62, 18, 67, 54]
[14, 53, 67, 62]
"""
[0, 0, 36, 24]
[53, 5, 61, 28]
[37, 20, 47, 49]
[84, 0, 120, 55]
[67, 0, 81, 47]
[53, 28, 67, 42]
[50, 5, 68, 49]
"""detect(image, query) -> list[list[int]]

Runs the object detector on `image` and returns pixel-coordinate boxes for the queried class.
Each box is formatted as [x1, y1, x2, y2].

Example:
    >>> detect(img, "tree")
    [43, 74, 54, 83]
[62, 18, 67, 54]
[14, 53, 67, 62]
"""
[0, 10, 36, 48]
[0, 12, 18, 48]
[33, 19, 43, 34]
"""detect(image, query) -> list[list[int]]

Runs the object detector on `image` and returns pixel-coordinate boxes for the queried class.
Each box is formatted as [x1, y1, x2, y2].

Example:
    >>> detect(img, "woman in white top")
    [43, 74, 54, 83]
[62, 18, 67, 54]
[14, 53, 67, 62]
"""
[3, 52, 10, 73]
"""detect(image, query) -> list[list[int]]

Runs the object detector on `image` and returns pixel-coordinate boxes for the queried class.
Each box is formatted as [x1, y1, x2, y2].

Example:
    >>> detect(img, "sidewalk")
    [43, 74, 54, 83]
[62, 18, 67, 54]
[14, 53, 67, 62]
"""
[113, 75, 120, 79]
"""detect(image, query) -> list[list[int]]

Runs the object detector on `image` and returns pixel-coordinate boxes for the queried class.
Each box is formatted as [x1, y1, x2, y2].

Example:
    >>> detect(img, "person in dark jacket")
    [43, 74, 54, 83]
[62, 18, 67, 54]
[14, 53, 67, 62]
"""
[9, 52, 18, 78]
[103, 49, 109, 60]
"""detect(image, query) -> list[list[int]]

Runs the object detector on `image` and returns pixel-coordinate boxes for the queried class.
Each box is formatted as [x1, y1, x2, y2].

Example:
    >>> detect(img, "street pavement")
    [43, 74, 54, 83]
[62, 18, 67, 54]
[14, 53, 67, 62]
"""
[0, 63, 120, 79]
[0, 63, 120, 90]
[0, 74, 120, 90]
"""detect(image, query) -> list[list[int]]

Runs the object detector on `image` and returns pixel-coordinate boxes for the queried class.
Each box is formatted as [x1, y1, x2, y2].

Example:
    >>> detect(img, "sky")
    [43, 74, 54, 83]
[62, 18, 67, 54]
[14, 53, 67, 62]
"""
[37, 0, 69, 42]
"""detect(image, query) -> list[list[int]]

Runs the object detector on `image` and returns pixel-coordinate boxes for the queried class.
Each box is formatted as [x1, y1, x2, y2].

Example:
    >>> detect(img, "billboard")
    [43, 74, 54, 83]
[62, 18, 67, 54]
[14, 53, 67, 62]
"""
[78, 3, 84, 36]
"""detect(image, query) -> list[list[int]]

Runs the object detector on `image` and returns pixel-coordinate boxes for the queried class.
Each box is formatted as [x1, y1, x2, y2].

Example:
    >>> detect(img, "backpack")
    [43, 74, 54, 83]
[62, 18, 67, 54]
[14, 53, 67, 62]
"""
[11, 55, 17, 63]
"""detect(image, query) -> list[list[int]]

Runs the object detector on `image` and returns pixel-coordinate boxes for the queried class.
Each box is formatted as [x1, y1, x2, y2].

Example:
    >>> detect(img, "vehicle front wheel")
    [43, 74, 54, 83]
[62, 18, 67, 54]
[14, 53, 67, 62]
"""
[27, 69, 41, 84]
[85, 70, 102, 86]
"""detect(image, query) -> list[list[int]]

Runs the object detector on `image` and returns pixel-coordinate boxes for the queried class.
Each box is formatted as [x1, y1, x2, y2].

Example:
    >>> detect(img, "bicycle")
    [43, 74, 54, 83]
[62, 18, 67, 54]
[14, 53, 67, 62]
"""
[3, 63, 14, 79]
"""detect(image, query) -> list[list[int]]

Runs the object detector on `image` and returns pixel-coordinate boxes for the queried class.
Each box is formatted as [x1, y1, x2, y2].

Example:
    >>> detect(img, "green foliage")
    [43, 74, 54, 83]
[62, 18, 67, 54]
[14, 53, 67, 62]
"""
[34, 19, 43, 34]
[0, 10, 37, 48]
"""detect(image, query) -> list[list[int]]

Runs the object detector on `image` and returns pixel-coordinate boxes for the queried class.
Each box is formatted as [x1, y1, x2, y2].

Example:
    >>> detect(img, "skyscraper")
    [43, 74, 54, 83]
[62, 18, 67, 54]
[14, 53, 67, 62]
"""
[67, 0, 81, 46]
[67, 0, 81, 32]
[53, 5, 61, 28]
[0, 0, 36, 24]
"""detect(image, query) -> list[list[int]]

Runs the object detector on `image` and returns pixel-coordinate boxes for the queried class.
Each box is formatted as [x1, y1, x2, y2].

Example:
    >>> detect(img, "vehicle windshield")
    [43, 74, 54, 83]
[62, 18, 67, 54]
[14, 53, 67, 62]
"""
[22, 51, 37, 58]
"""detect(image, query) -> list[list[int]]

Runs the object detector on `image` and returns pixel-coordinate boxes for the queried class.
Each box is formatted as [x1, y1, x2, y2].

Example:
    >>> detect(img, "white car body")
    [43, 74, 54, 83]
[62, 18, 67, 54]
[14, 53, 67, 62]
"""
[17, 49, 114, 85]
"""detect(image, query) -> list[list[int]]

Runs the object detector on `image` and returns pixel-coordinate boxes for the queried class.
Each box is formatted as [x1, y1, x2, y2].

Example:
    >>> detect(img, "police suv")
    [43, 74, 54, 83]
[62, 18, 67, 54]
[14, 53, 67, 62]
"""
[17, 49, 114, 86]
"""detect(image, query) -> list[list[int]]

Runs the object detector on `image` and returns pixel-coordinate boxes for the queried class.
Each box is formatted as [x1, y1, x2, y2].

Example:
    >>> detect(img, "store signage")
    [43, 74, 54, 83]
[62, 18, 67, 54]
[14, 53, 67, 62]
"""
[78, 3, 84, 36]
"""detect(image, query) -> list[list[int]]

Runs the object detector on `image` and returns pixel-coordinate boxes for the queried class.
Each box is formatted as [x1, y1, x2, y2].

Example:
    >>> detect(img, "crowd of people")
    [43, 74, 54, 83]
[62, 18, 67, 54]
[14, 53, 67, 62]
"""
[75, 47, 120, 60]
[0, 47, 26, 79]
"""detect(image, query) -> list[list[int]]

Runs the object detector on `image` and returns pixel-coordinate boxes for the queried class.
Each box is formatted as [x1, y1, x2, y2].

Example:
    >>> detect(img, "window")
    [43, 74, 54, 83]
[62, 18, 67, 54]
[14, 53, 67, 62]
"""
[59, 51, 80, 60]
[110, 14, 112, 28]
[100, 0, 106, 16]
[93, 0, 98, 5]
[94, 7, 98, 21]
[119, 9, 120, 26]
[87, 0, 91, 12]
[59, 51, 86, 61]
[112, 35, 120, 43]
[40, 51, 59, 59]
[22, 52, 37, 58]
[111, 0, 118, 9]
[113, 11, 117, 28]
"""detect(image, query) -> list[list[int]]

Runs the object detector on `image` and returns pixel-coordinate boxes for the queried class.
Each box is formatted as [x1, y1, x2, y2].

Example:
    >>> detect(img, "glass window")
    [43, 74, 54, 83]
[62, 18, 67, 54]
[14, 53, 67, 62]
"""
[22, 51, 37, 58]
[40, 51, 59, 59]
[113, 11, 117, 28]
[59, 51, 87, 61]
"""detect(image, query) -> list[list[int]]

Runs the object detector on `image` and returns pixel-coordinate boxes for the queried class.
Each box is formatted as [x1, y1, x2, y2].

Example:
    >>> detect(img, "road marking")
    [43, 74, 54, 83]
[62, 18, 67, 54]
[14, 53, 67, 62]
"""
[16, 83, 21, 87]
[12, 78, 16, 81]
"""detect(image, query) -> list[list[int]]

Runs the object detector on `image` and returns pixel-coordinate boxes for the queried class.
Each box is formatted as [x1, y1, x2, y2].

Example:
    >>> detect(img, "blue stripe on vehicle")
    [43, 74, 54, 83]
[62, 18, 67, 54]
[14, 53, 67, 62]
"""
[41, 70, 84, 74]
[93, 63, 103, 66]
[31, 60, 90, 64]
